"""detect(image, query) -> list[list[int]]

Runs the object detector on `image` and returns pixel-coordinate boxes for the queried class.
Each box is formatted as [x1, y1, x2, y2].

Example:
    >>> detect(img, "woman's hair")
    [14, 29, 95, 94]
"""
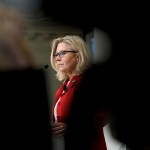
[50, 35, 93, 81]
[0, 4, 35, 70]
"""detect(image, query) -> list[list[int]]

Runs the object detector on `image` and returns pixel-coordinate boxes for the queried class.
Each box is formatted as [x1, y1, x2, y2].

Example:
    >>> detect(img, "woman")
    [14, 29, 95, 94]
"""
[50, 35, 107, 150]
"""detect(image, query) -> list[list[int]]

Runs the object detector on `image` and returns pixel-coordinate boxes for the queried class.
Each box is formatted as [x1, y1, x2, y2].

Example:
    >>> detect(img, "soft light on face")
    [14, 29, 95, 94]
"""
[55, 43, 79, 76]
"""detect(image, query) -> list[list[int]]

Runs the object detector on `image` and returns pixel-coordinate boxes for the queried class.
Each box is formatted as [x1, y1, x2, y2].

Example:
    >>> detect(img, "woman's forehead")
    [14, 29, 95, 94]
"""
[57, 42, 71, 50]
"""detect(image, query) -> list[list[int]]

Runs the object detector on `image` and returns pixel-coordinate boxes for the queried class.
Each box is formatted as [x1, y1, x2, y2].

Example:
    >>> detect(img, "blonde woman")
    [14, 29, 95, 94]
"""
[50, 35, 107, 150]
[0, 4, 34, 70]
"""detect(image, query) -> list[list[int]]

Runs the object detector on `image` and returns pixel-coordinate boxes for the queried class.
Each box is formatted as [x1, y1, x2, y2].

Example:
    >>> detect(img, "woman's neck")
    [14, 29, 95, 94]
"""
[68, 73, 79, 80]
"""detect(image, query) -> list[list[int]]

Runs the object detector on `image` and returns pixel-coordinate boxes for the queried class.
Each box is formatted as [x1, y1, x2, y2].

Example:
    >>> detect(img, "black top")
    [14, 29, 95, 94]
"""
[0, 68, 52, 149]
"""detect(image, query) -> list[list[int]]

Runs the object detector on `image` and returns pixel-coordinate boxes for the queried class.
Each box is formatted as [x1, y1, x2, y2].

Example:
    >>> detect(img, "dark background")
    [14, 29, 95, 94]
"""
[42, 1, 150, 150]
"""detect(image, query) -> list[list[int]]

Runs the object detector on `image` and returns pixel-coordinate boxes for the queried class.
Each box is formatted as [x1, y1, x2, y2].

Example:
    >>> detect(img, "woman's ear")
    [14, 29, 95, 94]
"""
[76, 55, 79, 63]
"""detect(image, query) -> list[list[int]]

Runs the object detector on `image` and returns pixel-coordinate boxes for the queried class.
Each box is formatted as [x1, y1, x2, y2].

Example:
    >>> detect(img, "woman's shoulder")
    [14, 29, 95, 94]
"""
[72, 74, 84, 82]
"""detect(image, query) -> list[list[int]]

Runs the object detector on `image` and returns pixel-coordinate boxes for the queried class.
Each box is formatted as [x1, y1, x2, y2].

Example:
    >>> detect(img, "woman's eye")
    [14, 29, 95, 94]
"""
[60, 51, 65, 56]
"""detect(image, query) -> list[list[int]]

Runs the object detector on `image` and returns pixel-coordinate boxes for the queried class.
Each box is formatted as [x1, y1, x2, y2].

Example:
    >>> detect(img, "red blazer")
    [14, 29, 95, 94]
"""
[51, 74, 107, 150]
[52, 74, 83, 122]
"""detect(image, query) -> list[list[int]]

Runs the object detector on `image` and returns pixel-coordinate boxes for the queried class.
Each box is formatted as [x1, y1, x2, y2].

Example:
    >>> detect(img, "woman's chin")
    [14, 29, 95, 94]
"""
[59, 68, 66, 72]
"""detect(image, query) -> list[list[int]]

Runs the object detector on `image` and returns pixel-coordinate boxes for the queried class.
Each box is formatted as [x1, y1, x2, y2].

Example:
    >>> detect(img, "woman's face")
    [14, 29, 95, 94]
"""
[54, 42, 79, 77]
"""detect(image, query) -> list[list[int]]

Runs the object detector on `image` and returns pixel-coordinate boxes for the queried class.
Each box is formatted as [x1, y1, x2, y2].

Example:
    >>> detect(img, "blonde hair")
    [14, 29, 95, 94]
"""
[0, 4, 35, 70]
[50, 35, 93, 81]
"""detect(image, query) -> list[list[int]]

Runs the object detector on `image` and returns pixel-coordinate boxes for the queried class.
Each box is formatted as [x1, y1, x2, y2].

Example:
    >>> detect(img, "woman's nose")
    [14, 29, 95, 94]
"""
[55, 55, 61, 60]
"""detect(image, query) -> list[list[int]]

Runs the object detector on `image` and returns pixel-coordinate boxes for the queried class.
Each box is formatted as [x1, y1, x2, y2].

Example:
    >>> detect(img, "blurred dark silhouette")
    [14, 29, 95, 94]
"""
[69, 61, 150, 150]
[0, 4, 52, 149]
[0, 69, 52, 149]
